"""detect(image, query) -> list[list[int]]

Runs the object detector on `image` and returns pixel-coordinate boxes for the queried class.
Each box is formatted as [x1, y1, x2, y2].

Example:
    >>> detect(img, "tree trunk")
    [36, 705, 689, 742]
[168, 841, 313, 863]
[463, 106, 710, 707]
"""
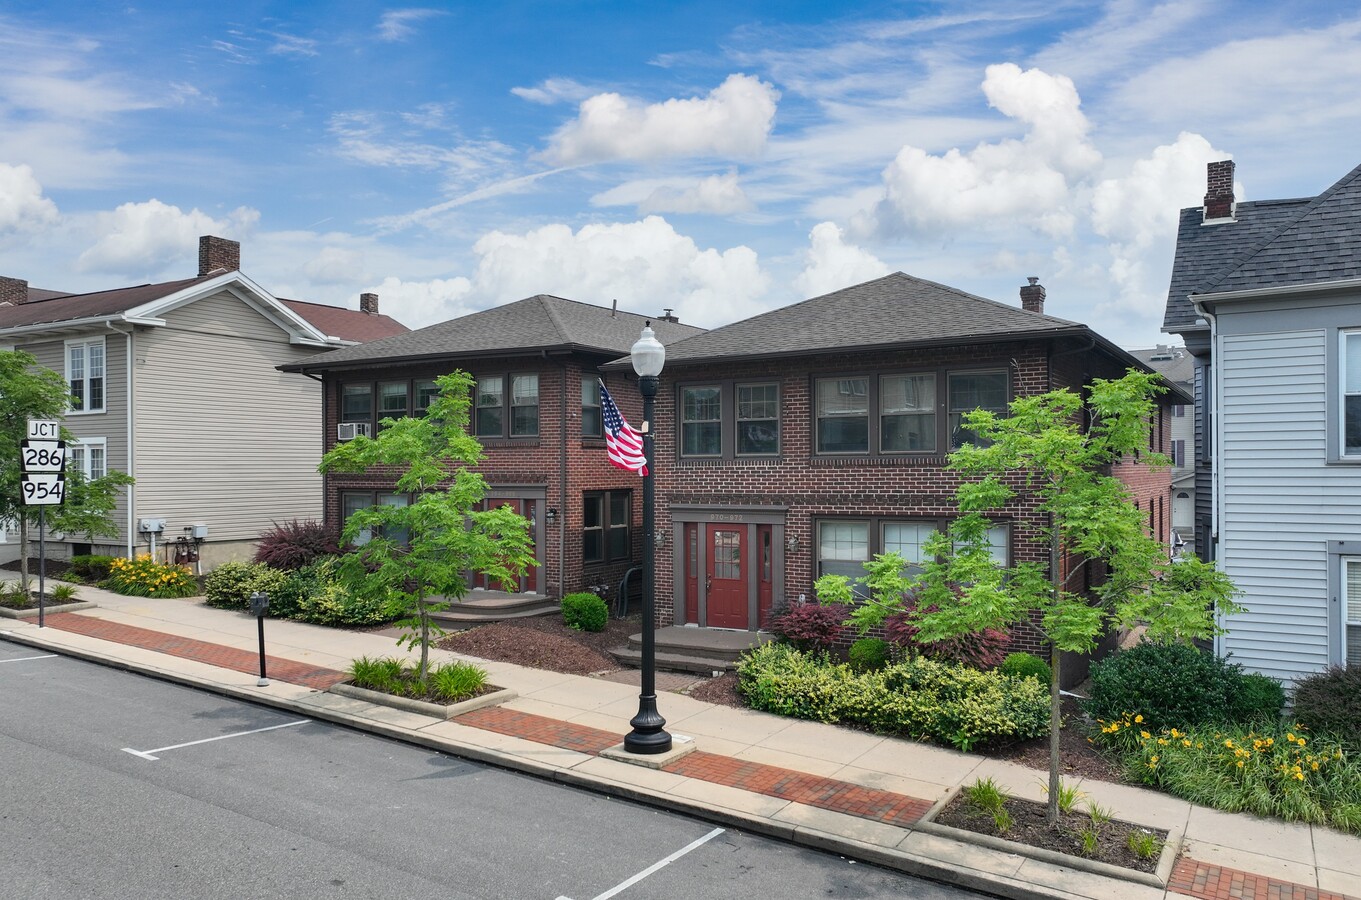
[417, 593, 430, 682]
[1047, 519, 1062, 827]
[18, 515, 30, 593]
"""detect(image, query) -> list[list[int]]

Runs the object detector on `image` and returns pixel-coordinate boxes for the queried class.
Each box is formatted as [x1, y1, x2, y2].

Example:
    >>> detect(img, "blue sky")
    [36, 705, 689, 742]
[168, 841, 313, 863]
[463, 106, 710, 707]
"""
[2, 1, 1358, 348]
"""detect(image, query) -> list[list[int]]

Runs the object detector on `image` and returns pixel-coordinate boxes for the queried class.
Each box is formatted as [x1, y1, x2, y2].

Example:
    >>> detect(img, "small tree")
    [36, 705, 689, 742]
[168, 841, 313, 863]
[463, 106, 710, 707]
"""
[0, 350, 133, 589]
[319, 371, 536, 680]
[850, 370, 1240, 824]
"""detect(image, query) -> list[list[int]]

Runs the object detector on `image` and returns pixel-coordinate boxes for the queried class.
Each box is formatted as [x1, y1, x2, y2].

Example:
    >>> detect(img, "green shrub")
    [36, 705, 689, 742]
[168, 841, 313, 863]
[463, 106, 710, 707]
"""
[736, 643, 1049, 751]
[288, 558, 391, 626]
[999, 652, 1052, 684]
[848, 637, 890, 673]
[102, 555, 199, 598]
[69, 554, 115, 583]
[347, 656, 488, 704]
[203, 561, 288, 610]
[1293, 666, 1361, 750]
[561, 592, 608, 632]
[1095, 714, 1361, 834]
[1086, 641, 1280, 731]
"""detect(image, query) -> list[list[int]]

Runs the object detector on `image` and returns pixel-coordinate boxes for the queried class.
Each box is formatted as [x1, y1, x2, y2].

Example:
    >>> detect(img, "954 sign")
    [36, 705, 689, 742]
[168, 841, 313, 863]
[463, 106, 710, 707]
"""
[21, 473, 65, 506]
[20, 431, 67, 506]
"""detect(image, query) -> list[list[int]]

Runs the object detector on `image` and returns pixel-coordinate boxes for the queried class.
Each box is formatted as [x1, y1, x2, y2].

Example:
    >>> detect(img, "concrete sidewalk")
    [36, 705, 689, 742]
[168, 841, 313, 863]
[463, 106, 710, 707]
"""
[2, 578, 1358, 900]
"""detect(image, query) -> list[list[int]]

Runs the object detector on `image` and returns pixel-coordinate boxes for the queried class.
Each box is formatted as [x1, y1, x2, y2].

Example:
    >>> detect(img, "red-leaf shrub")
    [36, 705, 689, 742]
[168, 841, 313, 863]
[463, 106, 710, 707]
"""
[885, 600, 1010, 671]
[253, 519, 342, 571]
[769, 603, 849, 654]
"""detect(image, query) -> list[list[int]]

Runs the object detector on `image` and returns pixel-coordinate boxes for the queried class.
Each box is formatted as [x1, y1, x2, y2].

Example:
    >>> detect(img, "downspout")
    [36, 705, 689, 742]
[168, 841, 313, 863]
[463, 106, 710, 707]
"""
[1190, 298, 1223, 654]
[107, 321, 135, 558]
[556, 355, 568, 599]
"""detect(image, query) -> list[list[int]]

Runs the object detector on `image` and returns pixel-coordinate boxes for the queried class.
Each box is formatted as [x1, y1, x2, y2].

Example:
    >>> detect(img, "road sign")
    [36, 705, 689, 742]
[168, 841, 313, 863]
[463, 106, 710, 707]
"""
[21, 472, 65, 506]
[26, 419, 60, 440]
[20, 439, 66, 473]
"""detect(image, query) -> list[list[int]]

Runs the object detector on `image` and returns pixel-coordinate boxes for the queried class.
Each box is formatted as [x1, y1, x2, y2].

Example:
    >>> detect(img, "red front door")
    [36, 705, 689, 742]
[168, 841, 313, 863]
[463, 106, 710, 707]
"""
[706, 524, 748, 629]
[474, 498, 538, 593]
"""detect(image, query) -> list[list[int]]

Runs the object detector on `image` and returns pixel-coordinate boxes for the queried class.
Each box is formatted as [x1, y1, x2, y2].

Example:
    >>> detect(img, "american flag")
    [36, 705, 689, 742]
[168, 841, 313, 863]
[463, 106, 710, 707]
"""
[599, 379, 647, 476]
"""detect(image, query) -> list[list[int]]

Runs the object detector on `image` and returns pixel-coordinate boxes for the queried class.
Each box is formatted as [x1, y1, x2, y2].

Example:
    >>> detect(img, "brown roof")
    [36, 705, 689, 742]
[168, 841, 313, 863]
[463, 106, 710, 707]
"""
[0, 278, 205, 329]
[280, 299, 409, 343]
[282, 294, 704, 373]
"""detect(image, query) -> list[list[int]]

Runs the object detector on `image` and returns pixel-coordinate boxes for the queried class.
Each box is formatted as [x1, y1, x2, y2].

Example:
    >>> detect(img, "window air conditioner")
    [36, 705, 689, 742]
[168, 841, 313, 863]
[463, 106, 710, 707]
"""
[337, 422, 371, 441]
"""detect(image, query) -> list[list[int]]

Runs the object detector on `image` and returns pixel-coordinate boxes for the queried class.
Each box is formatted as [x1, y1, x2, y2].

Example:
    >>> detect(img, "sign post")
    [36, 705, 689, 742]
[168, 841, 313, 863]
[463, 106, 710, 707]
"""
[22, 420, 65, 628]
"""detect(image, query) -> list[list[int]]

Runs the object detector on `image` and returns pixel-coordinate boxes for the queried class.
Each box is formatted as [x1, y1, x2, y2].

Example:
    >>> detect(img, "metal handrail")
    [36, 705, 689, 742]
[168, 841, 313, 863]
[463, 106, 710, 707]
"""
[615, 565, 642, 618]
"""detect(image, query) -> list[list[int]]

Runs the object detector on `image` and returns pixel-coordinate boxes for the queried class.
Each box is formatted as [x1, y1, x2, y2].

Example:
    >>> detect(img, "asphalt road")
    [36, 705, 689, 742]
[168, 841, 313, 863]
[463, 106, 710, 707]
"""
[0, 640, 986, 900]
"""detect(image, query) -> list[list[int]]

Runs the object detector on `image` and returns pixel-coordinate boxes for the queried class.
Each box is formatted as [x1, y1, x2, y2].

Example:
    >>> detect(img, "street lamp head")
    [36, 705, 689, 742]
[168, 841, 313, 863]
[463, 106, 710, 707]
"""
[630, 322, 666, 378]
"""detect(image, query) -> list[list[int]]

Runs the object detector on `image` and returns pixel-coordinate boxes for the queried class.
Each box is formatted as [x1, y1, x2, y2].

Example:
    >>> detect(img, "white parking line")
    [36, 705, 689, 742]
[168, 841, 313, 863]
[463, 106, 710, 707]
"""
[122, 719, 310, 761]
[0, 654, 58, 663]
[556, 827, 725, 900]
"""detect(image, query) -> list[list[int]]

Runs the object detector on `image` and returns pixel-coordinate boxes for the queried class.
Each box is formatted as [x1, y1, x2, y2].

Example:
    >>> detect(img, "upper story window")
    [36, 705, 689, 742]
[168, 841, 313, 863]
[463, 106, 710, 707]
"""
[66, 337, 105, 414]
[476, 374, 539, 438]
[378, 381, 409, 421]
[414, 379, 439, 416]
[582, 377, 603, 438]
[1344, 332, 1361, 457]
[678, 381, 780, 458]
[340, 378, 441, 436]
[814, 368, 1008, 456]
[584, 490, 631, 563]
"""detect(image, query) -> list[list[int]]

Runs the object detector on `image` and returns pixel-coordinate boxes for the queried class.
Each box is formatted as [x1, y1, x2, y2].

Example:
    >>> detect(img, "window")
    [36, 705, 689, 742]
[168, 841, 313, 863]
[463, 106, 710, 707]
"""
[817, 517, 1010, 587]
[1345, 332, 1361, 456]
[1173, 404, 1186, 418]
[378, 381, 409, 419]
[1345, 559, 1361, 666]
[475, 374, 538, 438]
[414, 379, 439, 416]
[340, 491, 409, 546]
[66, 338, 105, 413]
[737, 384, 779, 455]
[814, 368, 1008, 456]
[948, 370, 1008, 448]
[816, 377, 869, 453]
[881, 374, 936, 452]
[1172, 439, 1186, 468]
[584, 490, 631, 563]
[682, 386, 722, 456]
[341, 384, 373, 425]
[677, 381, 780, 458]
[68, 437, 107, 480]
[582, 377, 603, 438]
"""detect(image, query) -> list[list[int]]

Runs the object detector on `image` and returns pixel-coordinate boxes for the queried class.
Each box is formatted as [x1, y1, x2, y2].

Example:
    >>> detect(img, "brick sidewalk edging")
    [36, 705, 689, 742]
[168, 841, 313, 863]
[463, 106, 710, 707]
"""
[1169, 858, 1358, 900]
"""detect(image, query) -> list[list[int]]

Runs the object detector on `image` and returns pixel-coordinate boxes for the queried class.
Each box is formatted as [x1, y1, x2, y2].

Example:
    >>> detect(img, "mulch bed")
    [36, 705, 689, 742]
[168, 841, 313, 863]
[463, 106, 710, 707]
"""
[933, 791, 1167, 874]
[436, 614, 639, 676]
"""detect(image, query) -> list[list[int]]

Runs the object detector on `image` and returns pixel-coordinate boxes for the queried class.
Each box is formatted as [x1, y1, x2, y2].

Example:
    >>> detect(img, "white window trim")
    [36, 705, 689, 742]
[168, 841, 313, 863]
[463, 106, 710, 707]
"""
[65, 336, 107, 415]
[67, 437, 108, 480]
[1344, 557, 1361, 667]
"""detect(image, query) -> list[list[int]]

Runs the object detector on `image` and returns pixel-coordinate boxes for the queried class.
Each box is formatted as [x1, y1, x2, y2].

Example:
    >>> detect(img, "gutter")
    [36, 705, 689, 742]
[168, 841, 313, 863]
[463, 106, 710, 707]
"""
[1194, 275, 1361, 306]
[105, 321, 136, 558]
[1189, 294, 1225, 656]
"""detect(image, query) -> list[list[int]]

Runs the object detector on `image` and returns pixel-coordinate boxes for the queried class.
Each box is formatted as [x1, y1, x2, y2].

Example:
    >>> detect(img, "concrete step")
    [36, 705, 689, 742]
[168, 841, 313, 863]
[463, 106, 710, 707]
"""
[608, 646, 739, 676]
[428, 596, 559, 624]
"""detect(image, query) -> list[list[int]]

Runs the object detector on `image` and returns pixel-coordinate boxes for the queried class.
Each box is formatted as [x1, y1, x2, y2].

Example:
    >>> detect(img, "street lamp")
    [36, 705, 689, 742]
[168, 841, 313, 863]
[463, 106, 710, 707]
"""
[624, 323, 672, 754]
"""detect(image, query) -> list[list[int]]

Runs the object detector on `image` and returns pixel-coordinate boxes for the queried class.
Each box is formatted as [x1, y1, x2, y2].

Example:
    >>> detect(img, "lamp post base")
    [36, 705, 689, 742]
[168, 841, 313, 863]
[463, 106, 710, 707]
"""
[623, 695, 672, 754]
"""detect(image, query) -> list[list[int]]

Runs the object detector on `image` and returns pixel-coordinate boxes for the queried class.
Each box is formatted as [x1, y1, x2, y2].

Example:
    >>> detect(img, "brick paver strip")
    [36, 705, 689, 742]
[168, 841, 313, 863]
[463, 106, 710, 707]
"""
[1170, 858, 1359, 900]
[455, 707, 931, 827]
[42, 612, 349, 691]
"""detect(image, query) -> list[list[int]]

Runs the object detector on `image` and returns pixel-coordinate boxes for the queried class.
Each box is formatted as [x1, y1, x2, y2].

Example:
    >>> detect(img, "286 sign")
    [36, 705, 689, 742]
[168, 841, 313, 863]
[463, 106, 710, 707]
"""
[19, 432, 66, 506]
[20, 439, 65, 472]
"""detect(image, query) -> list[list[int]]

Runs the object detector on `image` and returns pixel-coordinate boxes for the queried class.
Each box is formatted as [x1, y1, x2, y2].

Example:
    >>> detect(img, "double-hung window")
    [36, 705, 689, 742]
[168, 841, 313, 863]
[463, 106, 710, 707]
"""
[68, 437, 107, 481]
[816, 378, 869, 453]
[414, 379, 439, 416]
[948, 370, 1008, 448]
[340, 491, 409, 546]
[816, 517, 1010, 589]
[476, 374, 539, 438]
[681, 386, 723, 456]
[341, 384, 373, 429]
[881, 374, 936, 452]
[1345, 559, 1361, 666]
[737, 384, 779, 455]
[581, 377, 603, 438]
[1344, 332, 1361, 456]
[378, 381, 409, 423]
[66, 338, 105, 413]
[584, 490, 631, 563]
[678, 381, 780, 458]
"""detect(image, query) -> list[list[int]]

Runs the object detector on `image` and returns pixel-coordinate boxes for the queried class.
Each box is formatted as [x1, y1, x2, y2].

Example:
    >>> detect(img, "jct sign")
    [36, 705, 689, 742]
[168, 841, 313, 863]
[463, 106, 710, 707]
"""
[21, 419, 65, 506]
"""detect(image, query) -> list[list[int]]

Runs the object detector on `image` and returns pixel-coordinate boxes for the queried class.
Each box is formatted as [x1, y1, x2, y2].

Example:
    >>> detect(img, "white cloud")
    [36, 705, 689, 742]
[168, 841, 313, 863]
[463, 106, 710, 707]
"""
[855, 64, 1101, 240]
[469, 216, 770, 327]
[328, 110, 517, 189]
[268, 32, 319, 58]
[376, 9, 444, 42]
[542, 74, 779, 165]
[302, 246, 367, 285]
[794, 222, 891, 298]
[0, 163, 59, 234]
[510, 78, 592, 105]
[363, 275, 474, 328]
[76, 200, 259, 275]
[1090, 132, 1230, 313]
[593, 173, 754, 215]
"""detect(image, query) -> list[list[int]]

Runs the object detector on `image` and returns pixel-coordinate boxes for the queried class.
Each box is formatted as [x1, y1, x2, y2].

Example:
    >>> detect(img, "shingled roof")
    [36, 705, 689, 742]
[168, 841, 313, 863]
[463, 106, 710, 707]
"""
[281, 294, 705, 374]
[642, 272, 1088, 367]
[1164, 162, 1361, 332]
[280, 299, 408, 344]
[0, 278, 205, 329]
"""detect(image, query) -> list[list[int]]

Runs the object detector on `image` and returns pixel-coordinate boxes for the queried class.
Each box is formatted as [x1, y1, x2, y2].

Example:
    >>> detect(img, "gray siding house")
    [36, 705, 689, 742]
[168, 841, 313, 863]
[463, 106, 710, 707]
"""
[1164, 160, 1361, 683]
[0, 236, 407, 566]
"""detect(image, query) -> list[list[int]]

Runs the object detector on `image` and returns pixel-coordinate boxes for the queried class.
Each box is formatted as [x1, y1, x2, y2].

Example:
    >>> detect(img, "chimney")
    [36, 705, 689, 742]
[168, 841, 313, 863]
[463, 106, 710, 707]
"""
[1019, 276, 1045, 314]
[658, 307, 679, 323]
[1204, 160, 1235, 222]
[0, 276, 28, 306]
[198, 235, 240, 277]
[360, 292, 379, 315]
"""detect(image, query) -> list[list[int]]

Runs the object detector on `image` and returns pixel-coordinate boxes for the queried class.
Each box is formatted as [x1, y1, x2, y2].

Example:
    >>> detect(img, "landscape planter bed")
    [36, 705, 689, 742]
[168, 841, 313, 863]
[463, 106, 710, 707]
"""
[329, 682, 517, 719]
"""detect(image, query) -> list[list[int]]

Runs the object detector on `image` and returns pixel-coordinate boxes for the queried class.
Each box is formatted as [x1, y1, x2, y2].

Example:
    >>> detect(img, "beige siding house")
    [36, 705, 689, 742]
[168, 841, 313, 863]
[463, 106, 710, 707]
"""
[0, 236, 407, 566]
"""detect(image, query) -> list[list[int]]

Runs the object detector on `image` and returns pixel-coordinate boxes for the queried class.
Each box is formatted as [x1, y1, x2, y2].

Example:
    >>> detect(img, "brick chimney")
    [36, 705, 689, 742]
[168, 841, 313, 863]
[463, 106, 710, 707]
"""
[658, 307, 679, 323]
[1019, 276, 1046, 314]
[198, 235, 240, 276]
[1204, 160, 1236, 222]
[360, 292, 379, 315]
[0, 276, 28, 306]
